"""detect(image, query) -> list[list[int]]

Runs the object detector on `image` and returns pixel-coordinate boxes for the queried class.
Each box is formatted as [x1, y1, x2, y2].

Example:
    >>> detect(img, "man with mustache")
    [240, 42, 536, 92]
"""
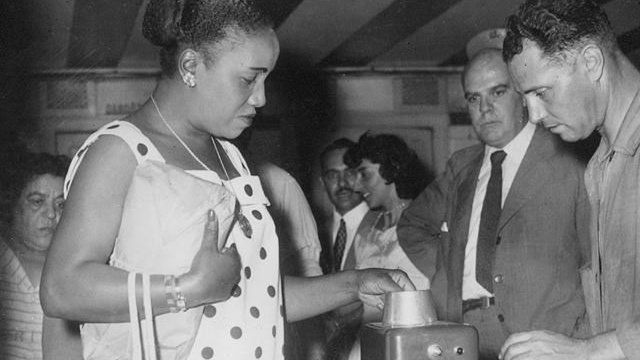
[398, 43, 590, 359]
[319, 138, 376, 275]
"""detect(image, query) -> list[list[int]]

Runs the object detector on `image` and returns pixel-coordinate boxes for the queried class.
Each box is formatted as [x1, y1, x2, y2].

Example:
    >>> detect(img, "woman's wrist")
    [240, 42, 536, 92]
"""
[176, 273, 199, 309]
[162, 275, 187, 312]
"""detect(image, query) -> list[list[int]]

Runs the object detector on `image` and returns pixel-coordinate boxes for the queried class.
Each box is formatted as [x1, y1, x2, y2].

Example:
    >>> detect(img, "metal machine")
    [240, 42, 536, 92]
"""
[360, 290, 478, 360]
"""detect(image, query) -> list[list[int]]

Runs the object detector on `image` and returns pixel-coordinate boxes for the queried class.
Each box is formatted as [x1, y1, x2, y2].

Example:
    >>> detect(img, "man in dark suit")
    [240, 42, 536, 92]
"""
[397, 47, 590, 359]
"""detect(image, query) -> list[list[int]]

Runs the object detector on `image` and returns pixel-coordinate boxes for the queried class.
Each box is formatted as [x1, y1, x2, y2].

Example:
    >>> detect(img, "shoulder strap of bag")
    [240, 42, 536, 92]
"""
[128, 272, 158, 360]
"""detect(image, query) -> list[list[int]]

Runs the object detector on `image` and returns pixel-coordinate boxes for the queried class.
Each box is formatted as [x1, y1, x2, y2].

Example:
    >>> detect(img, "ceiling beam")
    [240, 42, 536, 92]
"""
[440, 49, 467, 67]
[439, 26, 640, 66]
[276, 0, 396, 66]
[438, 0, 618, 67]
[320, 0, 463, 67]
[68, 0, 300, 68]
[257, 0, 305, 28]
[67, 0, 144, 68]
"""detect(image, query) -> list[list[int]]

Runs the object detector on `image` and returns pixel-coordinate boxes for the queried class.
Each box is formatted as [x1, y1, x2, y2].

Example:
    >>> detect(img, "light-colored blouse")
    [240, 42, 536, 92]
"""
[0, 240, 43, 360]
[354, 204, 430, 290]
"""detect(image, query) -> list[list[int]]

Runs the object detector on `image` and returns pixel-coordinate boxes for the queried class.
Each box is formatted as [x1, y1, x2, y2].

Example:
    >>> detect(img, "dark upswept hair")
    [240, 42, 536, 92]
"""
[0, 152, 70, 228]
[319, 138, 357, 171]
[503, 0, 616, 63]
[142, 0, 273, 76]
[344, 133, 429, 200]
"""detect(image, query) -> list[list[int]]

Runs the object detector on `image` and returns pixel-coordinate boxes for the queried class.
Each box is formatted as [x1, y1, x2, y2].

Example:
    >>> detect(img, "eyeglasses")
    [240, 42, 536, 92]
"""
[322, 169, 359, 184]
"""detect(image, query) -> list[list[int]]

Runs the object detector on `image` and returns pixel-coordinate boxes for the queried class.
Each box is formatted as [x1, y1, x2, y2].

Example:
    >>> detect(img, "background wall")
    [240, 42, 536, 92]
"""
[17, 67, 483, 219]
[309, 69, 479, 218]
[0, 0, 619, 222]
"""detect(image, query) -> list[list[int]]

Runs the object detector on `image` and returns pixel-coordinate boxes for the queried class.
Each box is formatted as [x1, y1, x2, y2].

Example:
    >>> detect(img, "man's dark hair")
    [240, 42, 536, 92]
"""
[319, 138, 356, 171]
[344, 132, 429, 200]
[503, 0, 616, 63]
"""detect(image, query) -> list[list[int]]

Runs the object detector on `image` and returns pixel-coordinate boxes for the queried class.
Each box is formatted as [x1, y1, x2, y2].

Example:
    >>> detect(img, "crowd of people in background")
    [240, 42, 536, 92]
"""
[1, 0, 639, 360]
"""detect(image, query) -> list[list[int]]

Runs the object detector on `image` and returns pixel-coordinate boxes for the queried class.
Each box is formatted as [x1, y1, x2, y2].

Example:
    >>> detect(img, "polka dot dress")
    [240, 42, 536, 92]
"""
[65, 120, 285, 360]
[187, 173, 284, 360]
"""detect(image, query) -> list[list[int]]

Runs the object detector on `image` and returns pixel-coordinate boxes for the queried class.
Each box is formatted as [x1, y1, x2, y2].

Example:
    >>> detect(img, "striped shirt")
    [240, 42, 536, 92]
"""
[0, 240, 43, 360]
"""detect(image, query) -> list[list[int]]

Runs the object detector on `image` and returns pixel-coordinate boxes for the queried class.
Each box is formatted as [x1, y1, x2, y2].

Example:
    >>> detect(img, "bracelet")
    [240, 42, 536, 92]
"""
[164, 275, 177, 312]
[164, 275, 187, 313]
[174, 276, 187, 312]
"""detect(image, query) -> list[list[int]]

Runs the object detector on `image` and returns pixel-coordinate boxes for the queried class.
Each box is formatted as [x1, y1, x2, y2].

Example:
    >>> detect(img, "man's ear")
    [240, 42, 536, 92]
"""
[178, 49, 200, 88]
[582, 44, 605, 83]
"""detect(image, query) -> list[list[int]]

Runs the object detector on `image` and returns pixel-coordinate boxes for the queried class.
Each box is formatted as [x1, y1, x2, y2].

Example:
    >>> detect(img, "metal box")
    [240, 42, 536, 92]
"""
[360, 321, 478, 360]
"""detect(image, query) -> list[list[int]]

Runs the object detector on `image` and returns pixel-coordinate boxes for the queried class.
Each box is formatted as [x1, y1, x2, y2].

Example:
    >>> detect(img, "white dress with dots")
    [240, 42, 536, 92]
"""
[64, 120, 285, 360]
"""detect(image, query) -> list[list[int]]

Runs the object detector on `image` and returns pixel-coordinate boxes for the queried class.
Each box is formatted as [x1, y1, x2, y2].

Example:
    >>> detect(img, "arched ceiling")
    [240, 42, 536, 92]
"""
[4, 0, 640, 72]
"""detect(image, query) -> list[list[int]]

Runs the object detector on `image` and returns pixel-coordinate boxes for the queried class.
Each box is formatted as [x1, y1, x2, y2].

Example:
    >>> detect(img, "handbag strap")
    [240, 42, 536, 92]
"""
[142, 273, 157, 360]
[128, 272, 143, 360]
[128, 272, 158, 360]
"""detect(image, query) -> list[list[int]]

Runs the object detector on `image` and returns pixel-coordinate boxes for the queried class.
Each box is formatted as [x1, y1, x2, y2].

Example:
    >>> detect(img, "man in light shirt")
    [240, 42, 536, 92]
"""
[319, 138, 377, 274]
[397, 47, 590, 359]
[500, 0, 640, 359]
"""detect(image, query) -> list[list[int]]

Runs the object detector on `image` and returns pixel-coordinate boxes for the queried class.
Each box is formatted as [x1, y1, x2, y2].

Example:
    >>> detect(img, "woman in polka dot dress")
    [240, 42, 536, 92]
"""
[40, 0, 414, 359]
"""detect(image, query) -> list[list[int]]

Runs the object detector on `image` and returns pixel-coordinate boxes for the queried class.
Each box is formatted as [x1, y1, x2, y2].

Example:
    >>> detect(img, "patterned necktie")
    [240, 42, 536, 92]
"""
[333, 219, 347, 272]
[476, 150, 507, 292]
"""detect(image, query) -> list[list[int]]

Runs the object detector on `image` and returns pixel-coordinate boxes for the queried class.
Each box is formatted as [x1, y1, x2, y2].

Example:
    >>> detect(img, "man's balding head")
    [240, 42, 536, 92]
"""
[463, 48, 527, 148]
[463, 49, 504, 88]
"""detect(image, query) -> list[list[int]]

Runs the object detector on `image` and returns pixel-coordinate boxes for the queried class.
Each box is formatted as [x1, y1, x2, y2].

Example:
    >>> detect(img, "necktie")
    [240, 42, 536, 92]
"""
[333, 219, 347, 272]
[476, 150, 507, 292]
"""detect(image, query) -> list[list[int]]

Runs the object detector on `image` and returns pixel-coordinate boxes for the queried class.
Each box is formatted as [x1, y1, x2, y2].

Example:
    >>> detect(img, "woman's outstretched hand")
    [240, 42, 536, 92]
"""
[356, 268, 416, 310]
[182, 209, 241, 308]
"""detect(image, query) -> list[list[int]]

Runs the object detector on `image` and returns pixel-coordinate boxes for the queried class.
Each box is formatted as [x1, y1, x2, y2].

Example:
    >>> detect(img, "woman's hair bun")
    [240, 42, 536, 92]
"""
[142, 0, 183, 47]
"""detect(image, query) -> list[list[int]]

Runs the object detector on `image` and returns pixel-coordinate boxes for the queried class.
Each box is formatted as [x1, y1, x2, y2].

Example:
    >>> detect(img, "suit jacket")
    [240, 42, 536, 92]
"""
[398, 127, 591, 337]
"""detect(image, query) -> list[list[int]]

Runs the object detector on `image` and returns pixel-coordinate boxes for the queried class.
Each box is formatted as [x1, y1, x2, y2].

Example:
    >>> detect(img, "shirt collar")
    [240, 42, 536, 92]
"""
[595, 87, 640, 163]
[333, 201, 369, 224]
[484, 121, 536, 161]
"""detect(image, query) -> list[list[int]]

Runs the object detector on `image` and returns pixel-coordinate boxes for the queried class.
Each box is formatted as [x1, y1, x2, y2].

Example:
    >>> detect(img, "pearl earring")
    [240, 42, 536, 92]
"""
[183, 74, 196, 88]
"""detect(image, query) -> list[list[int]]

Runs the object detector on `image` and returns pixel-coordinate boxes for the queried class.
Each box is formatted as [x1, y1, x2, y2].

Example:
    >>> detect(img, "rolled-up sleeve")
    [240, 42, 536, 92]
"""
[277, 173, 323, 277]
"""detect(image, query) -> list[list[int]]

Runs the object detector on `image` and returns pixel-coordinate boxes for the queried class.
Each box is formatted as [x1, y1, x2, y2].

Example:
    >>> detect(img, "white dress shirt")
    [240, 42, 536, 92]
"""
[462, 122, 536, 299]
[332, 201, 369, 270]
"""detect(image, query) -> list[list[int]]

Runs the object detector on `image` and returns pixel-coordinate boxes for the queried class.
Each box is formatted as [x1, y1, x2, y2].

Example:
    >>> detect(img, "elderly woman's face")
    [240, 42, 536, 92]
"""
[193, 27, 280, 139]
[12, 174, 64, 252]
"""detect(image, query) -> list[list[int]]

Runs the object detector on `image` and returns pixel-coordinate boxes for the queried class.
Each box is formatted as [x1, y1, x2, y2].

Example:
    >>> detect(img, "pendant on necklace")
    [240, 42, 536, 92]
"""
[237, 210, 253, 238]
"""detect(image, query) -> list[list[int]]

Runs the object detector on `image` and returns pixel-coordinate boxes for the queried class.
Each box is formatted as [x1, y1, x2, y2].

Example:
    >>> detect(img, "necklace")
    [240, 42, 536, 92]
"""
[151, 94, 214, 172]
[212, 138, 230, 180]
[150, 95, 252, 237]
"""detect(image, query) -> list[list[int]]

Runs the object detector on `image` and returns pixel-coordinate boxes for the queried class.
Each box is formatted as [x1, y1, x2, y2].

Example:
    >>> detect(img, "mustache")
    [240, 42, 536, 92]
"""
[335, 187, 354, 193]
